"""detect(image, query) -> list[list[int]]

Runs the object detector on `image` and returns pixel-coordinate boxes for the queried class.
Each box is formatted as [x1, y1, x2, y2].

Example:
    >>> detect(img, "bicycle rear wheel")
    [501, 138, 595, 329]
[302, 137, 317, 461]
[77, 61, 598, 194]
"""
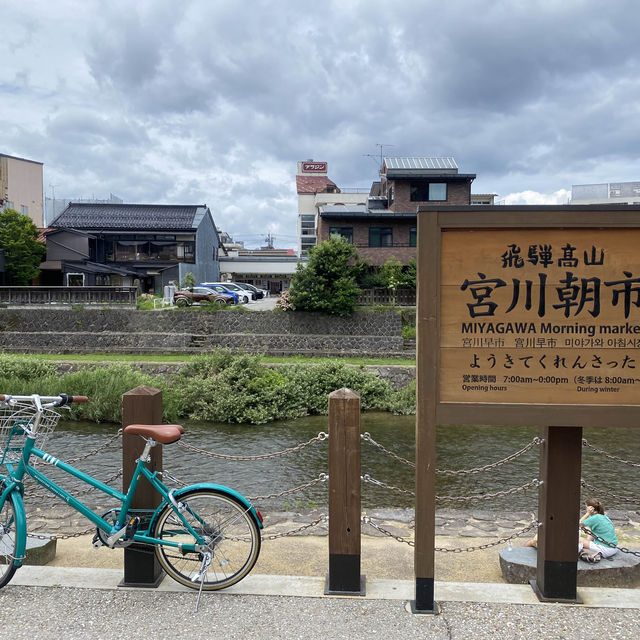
[153, 489, 261, 590]
[0, 493, 20, 588]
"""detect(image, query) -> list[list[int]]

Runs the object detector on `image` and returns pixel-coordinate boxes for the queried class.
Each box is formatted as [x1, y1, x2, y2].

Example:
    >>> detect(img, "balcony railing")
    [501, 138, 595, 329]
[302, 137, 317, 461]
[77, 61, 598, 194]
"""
[358, 287, 416, 306]
[0, 286, 138, 307]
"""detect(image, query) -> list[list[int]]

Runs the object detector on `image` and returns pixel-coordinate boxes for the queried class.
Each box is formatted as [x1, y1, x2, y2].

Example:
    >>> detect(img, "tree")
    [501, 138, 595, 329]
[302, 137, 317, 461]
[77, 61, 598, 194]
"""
[0, 209, 46, 285]
[180, 272, 196, 290]
[288, 236, 362, 316]
[380, 257, 404, 290]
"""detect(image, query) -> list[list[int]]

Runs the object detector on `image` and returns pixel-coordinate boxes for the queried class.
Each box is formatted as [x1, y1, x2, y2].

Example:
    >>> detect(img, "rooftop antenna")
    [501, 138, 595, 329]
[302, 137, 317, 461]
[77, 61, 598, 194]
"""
[363, 144, 395, 174]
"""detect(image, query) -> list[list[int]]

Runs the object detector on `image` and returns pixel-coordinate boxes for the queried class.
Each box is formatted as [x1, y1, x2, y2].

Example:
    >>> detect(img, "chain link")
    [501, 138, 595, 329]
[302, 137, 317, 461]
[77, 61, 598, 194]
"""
[582, 438, 640, 468]
[580, 524, 640, 559]
[362, 473, 415, 496]
[360, 432, 415, 467]
[360, 433, 543, 477]
[263, 514, 327, 540]
[177, 432, 328, 461]
[363, 516, 540, 553]
[64, 430, 123, 464]
[361, 473, 542, 504]
[437, 438, 543, 476]
[249, 474, 328, 501]
[27, 526, 96, 541]
[580, 479, 640, 506]
[436, 479, 542, 504]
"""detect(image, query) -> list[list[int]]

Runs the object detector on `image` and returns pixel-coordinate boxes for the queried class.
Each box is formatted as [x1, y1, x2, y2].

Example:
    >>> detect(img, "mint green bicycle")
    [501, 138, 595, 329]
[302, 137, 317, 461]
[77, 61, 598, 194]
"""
[0, 393, 263, 591]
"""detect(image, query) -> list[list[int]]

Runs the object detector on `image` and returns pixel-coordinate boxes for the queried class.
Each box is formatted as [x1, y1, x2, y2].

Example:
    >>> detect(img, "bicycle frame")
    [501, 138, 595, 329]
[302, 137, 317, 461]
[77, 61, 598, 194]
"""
[2, 430, 260, 569]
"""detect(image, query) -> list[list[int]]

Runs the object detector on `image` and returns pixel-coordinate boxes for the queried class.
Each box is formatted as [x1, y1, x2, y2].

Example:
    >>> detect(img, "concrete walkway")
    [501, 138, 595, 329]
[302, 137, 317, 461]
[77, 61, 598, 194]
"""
[2, 510, 640, 639]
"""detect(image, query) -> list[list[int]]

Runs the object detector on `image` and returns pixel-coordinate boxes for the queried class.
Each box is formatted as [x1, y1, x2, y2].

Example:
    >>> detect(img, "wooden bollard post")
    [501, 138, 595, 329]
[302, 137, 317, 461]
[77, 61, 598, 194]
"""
[325, 388, 365, 595]
[120, 385, 164, 587]
[531, 425, 583, 603]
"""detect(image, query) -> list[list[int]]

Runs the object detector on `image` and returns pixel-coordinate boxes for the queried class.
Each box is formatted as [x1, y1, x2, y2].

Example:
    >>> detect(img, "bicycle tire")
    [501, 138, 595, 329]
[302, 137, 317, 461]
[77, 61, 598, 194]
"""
[152, 489, 261, 591]
[0, 493, 20, 588]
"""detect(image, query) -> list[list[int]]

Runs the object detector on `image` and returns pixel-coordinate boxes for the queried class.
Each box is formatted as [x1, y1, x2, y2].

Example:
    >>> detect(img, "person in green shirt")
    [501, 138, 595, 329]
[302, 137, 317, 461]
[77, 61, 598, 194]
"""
[579, 498, 618, 559]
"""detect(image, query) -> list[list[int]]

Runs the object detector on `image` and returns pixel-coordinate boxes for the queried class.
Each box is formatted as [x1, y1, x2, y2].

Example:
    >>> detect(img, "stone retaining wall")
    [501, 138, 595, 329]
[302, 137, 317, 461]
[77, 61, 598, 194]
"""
[0, 309, 405, 357]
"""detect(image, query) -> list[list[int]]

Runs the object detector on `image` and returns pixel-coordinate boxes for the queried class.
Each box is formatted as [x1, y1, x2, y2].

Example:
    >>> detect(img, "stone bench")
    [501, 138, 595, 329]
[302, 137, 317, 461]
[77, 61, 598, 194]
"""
[1, 537, 56, 566]
[499, 546, 640, 588]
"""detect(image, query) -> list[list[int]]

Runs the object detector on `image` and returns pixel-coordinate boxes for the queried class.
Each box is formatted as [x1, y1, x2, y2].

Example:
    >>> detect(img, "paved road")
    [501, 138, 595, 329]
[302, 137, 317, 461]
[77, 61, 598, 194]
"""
[243, 294, 279, 310]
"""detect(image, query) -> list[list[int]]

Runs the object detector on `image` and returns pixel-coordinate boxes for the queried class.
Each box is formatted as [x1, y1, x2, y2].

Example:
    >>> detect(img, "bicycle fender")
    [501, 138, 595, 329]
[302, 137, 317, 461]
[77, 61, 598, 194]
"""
[166, 483, 263, 529]
[0, 490, 27, 567]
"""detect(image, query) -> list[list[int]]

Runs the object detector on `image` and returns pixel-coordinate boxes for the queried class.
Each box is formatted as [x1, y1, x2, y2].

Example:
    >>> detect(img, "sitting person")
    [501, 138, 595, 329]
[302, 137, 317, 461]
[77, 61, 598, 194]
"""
[579, 498, 618, 559]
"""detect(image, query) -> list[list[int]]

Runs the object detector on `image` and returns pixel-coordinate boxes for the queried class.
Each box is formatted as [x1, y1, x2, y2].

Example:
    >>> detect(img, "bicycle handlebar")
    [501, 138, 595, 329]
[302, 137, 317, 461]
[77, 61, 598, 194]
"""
[0, 393, 89, 407]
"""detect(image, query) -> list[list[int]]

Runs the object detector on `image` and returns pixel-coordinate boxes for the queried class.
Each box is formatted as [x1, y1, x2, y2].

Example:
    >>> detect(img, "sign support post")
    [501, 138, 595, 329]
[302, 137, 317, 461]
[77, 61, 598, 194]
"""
[532, 425, 583, 602]
[412, 210, 439, 614]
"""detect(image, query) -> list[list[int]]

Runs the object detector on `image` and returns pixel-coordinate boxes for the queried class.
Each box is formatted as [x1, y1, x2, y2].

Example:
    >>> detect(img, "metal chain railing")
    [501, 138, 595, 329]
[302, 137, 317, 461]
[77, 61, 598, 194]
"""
[436, 479, 542, 504]
[580, 524, 640, 559]
[248, 474, 328, 501]
[177, 431, 328, 461]
[360, 432, 544, 476]
[27, 526, 96, 541]
[64, 430, 123, 464]
[362, 473, 542, 503]
[437, 438, 543, 476]
[362, 473, 415, 496]
[262, 514, 327, 540]
[360, 432, 415, 467]
[363, 516, 540, 552]
[581, 479, 640, 506]
[582, 438, 640, 468]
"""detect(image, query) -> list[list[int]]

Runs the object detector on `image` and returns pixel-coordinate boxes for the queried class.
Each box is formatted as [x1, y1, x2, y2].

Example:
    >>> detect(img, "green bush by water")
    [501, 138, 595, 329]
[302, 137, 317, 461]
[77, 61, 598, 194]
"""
[0, 351, 415, 425]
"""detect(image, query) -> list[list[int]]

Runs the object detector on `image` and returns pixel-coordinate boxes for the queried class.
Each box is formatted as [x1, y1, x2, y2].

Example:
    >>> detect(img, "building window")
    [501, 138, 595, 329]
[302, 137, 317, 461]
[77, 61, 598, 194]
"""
[410, 227, 417, 247]
[388, 186, 394, 206]
[410, 182, 447, 202]
[20, 205, 29, 216]
[369, 227, 393, 247]
[329, 227, 353, 243]
[300, 214, 316, 229]
[67, 273, 85, 286]
[104, 235, 195, 263]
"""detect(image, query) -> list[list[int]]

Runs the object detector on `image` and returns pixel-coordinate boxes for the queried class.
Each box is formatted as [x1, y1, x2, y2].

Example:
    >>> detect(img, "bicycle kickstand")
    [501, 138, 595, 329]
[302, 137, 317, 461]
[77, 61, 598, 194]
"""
[193, 550, 213, 613]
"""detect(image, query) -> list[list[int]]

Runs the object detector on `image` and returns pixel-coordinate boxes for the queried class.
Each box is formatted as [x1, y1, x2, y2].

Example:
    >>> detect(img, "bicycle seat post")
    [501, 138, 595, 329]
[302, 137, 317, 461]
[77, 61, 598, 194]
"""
[138, 437, 157, 462]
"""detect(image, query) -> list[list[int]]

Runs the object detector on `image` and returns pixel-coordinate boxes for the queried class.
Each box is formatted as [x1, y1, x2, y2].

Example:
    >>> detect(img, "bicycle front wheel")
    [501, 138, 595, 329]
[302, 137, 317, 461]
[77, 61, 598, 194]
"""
[0, 493, 20, 588]
[153, 489, 261, 590]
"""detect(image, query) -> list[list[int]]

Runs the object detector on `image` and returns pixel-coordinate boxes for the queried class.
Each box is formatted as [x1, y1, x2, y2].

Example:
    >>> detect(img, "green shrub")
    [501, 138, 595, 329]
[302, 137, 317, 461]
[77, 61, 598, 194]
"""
[387, 379, 416, 415]
[0, 355, 58, 380]
[175, 354, 306, 424]
[0, 352, 415, 425]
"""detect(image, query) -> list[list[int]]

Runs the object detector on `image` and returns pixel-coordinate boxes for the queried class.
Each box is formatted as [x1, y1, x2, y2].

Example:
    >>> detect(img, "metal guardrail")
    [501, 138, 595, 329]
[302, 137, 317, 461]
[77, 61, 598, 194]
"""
[0, 286, 138, 306]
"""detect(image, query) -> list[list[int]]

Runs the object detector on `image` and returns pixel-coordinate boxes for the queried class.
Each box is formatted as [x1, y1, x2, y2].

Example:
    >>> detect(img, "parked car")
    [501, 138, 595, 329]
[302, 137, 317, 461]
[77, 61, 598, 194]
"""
[200, 282, 253, 304]
[197, 283, 242, 303]
[234, 282, 267, 299]
[173, 286, 235, 307]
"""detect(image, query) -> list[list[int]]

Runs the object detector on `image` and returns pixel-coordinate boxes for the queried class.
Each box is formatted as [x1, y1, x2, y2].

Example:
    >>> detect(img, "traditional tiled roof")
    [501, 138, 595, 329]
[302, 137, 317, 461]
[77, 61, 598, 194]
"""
[49, 203, 208, 230]
[296, 175, 338, 194]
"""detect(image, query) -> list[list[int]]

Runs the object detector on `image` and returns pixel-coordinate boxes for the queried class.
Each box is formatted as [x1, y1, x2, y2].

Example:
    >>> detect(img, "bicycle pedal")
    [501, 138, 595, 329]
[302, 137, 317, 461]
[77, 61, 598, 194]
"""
[124, 516, 140, 540]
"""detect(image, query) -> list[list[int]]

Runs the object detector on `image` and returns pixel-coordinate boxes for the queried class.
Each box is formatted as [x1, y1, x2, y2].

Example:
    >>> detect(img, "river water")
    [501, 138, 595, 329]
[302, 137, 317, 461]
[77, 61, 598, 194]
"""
[33, 413, 639, 514]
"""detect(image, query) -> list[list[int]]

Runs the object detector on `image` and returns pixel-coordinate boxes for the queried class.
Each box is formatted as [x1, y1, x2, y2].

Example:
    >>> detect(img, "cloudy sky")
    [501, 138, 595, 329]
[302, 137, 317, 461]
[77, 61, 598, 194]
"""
[2, 1, 639, 247]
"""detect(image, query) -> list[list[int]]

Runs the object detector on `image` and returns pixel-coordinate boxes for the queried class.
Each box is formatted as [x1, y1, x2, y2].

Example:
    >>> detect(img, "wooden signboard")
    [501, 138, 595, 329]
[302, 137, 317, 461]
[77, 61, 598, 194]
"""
[413, 205, 640, 612]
